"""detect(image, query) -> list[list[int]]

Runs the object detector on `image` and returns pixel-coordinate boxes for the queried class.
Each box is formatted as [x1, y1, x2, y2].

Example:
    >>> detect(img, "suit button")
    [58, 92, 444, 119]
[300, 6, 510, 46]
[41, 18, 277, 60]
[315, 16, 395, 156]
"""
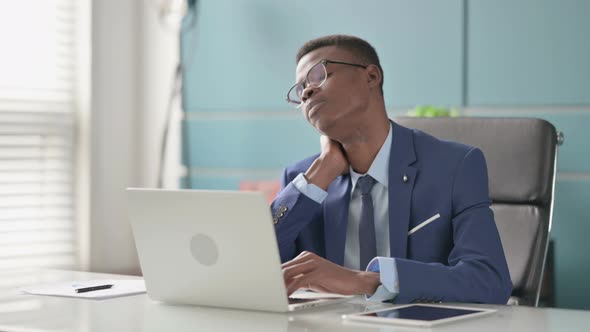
[279, 205, 288, 213]
[273, 217, 279, 224]
[278, 212, 284, 218]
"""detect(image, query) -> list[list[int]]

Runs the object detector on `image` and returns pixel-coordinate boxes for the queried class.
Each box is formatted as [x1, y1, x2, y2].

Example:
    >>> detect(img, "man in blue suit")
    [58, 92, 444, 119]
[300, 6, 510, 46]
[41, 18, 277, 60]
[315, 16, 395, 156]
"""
[272, 35, 512, 304]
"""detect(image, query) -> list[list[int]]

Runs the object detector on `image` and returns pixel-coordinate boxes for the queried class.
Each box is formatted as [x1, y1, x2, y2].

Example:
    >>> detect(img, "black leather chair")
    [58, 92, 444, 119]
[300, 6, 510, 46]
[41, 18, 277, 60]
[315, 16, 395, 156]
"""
[394, 117, 562, 306]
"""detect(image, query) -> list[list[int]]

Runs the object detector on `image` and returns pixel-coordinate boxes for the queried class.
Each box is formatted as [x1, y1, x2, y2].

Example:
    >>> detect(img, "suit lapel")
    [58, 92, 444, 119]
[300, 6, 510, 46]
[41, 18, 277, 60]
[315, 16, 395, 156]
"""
[388, 122, 417, 259]
[324, 174, 352, 265]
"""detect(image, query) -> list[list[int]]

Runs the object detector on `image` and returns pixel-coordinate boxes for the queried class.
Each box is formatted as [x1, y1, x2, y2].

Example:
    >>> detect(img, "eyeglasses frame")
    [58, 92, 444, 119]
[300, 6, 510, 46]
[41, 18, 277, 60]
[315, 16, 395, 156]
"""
[286, 59, 368, 107]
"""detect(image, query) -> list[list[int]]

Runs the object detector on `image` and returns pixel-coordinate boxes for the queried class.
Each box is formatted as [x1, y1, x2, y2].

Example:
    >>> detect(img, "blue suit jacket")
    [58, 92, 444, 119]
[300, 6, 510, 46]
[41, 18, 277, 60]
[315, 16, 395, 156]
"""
[271, 121, 512, 304]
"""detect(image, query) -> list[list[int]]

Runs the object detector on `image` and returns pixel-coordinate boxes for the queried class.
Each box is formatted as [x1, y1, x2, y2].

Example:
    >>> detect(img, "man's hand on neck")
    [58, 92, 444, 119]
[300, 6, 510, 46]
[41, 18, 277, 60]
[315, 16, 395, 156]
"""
[304, 136, 349, 191]
[304, 119, 390, 190]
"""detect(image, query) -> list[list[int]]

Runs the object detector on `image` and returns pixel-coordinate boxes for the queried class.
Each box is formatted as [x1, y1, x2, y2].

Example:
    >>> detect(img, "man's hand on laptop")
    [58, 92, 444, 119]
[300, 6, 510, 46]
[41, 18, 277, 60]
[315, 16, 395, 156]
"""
[282, 251, 380, 296]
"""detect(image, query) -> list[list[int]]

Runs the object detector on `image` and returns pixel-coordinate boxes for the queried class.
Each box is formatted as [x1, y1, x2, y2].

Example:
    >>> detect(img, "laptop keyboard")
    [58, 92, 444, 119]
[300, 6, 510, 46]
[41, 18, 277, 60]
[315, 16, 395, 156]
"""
[288, 297, 317, 304]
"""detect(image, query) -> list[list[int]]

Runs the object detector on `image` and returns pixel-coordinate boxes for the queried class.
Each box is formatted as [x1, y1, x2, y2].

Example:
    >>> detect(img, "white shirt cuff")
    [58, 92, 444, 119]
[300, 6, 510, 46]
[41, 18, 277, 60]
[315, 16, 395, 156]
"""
[364, 257, 399, 302]
[292, 173, 328, 204]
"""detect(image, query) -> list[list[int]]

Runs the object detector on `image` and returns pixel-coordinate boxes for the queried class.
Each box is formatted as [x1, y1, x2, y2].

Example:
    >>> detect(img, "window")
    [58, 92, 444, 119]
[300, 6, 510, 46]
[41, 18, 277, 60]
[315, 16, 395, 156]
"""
[0, 0, 81, 270]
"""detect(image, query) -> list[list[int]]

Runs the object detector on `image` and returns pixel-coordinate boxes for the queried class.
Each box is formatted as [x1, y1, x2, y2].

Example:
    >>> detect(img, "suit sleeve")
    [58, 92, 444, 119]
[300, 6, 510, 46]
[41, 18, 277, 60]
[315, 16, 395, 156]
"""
[271, 168, 324, 262]
[392, 148, 513, 304]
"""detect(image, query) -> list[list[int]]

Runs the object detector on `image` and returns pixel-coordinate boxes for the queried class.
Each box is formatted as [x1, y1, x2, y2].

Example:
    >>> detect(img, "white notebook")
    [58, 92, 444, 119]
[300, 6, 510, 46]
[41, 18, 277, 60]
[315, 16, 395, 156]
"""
[20, 279, 146, 300]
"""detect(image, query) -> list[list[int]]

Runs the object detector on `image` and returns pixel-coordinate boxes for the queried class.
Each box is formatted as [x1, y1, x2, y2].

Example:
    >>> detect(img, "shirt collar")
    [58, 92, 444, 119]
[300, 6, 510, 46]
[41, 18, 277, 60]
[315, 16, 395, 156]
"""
[350, 122, 393, 192]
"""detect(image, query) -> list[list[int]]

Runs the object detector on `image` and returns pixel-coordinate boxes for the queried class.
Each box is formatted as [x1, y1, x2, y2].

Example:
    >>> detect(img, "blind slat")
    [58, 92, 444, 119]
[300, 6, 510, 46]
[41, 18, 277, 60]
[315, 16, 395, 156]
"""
[0, 144, 72, 149]
[0, 91, 73, 102]
[0, 195, 71, 207]
[0, 219, 73, 232]
[0, 148, 72, 159]
[0, 256, 76, 270]
[0, 203, 71, 209]
[0, 183, 72, 195]
[0, 102, 73, 113]
[0, 208, 73, 221]
[0, 129, 73, 136]
[0, 243, 75, 257]
[0, 171, 71, 179]
[0, 160, 72, 171]
[0, 230, 73, 244]
[0, 135, 73, 145]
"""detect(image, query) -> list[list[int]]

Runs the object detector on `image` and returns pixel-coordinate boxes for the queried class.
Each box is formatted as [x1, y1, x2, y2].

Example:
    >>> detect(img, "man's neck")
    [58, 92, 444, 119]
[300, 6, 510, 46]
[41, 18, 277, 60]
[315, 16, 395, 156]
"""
[340, 115, 390, 174]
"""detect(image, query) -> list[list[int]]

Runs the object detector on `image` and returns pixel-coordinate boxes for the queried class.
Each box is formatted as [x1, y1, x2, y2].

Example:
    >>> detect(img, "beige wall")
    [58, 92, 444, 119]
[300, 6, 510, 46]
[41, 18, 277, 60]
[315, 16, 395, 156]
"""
[89, 0, 179, 274]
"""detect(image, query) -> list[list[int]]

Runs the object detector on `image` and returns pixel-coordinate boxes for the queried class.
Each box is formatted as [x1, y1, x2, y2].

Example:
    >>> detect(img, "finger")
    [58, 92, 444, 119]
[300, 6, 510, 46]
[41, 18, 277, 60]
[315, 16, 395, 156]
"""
[281, 251, 314, 269]
[286, 270, 313, 295]
[286, 270, 320, 296]
[283, 259, 317, 282]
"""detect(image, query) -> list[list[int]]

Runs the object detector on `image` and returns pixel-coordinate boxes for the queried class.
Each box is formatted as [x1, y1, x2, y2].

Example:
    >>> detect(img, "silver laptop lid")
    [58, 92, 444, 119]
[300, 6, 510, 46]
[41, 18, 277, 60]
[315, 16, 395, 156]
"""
[127, 188, 290, 312]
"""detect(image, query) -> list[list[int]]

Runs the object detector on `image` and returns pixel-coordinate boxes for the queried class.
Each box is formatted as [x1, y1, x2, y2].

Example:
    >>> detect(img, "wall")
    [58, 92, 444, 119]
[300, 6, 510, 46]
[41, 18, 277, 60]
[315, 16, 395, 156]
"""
[180, 0, 464, 187]
[90, 0, 140, 275]
[180, 0, 590, 309]
[89, 0, 180, 275]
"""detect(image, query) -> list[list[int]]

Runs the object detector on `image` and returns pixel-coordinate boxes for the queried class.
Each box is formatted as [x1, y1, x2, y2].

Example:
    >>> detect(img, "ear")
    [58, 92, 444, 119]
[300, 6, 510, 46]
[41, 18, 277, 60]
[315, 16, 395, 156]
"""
[366, 64, 382, 90]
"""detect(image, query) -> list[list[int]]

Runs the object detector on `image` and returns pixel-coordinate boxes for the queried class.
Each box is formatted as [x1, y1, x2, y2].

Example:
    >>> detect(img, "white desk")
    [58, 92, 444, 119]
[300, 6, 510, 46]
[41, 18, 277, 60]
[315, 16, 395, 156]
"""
[0, 269, 588, 332]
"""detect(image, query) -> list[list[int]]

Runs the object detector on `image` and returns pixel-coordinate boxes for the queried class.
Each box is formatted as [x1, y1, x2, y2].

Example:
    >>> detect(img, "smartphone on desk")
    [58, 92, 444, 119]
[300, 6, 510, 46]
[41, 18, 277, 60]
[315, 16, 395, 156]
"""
[342, 303, 497, 328]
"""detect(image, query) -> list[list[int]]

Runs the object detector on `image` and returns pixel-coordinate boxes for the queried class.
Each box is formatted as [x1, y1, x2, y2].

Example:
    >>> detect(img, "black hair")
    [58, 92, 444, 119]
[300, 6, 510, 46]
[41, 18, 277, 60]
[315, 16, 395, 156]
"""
[296, 35, 384, 95]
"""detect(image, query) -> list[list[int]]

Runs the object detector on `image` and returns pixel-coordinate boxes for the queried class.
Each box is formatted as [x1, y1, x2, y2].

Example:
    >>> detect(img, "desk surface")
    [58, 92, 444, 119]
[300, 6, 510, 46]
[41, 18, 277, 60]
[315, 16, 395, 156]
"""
[0, 269, 588, 332]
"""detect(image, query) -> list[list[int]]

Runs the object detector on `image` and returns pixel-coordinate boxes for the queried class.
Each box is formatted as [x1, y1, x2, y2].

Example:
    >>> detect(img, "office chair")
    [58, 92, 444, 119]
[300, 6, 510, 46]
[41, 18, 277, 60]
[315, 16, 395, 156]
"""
[394, 117, 562, 307]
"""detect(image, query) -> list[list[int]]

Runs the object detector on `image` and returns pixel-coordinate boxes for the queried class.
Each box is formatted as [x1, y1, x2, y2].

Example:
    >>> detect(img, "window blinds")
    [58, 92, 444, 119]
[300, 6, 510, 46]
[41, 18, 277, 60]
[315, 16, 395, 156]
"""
[0, 0, 79, 270]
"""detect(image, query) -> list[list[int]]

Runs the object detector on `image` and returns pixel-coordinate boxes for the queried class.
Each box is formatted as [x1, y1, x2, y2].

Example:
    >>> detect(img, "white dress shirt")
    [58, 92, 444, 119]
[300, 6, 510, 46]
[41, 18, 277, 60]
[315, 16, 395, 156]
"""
[344, 123, 392, 270]
[291, 123, 399, 301]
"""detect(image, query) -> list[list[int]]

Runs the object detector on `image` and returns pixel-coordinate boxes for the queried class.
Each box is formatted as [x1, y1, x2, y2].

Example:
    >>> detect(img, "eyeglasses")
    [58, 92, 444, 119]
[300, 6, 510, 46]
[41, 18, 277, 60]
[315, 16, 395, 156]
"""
[286, 59, 367, 107]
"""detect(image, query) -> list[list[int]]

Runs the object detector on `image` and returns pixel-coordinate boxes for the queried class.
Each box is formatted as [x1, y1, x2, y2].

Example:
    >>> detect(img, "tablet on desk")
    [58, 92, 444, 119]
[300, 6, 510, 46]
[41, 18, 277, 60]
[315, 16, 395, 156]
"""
[342, 304, 496, 328]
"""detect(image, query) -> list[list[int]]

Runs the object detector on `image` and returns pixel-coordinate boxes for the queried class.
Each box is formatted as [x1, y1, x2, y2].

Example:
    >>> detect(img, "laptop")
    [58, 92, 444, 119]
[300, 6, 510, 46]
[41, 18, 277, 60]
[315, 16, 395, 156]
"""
[127, 188, 352, 312]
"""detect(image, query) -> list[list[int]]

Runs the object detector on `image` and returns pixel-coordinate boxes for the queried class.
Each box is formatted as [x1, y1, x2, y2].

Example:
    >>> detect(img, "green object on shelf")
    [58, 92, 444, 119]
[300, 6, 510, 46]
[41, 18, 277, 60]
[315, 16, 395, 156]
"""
[407, 105, 460, 117]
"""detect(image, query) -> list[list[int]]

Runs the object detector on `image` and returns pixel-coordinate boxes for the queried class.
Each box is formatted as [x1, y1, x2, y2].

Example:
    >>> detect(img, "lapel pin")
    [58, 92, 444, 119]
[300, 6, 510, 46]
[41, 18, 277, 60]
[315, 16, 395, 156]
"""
[403, 175, 408, 183]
